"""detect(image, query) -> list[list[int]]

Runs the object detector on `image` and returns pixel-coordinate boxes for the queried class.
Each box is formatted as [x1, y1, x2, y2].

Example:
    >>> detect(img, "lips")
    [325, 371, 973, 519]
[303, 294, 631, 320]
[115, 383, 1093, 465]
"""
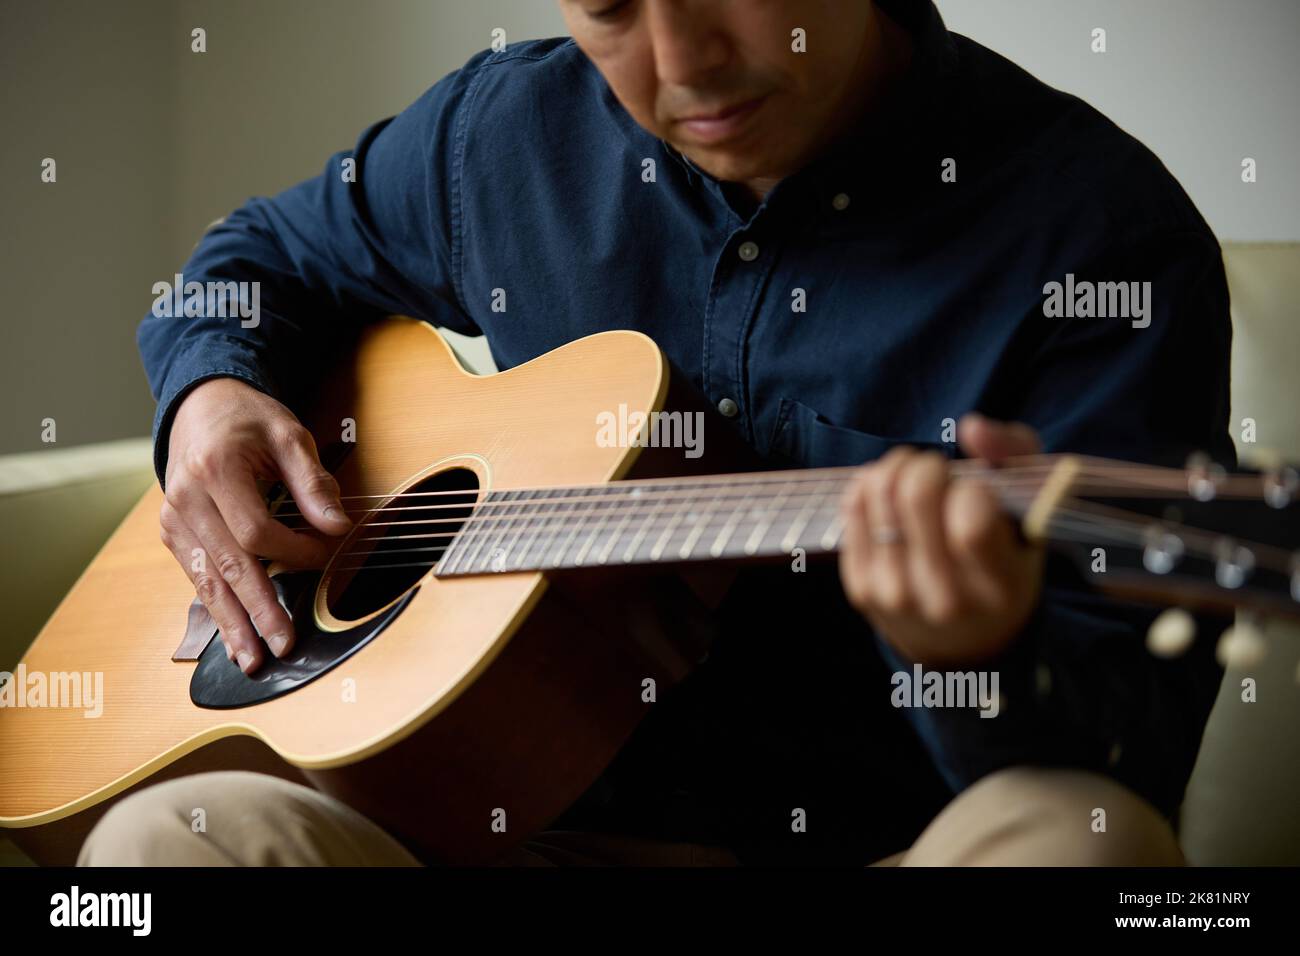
[675, 95, 767, 145]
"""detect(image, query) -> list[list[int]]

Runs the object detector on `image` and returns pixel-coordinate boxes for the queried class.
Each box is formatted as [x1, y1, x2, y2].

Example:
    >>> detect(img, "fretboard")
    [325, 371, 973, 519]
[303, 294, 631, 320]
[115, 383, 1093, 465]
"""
[434, 466, 1039, 577]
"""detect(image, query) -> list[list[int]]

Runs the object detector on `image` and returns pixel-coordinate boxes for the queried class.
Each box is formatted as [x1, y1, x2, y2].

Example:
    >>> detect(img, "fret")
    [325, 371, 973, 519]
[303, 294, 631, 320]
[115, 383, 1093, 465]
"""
[708, 494, 752, 558]
[780, 493, 821, 553]
[597, 488, 639, 565]
[573, 492, 618, 566]
[469, 491, 506, 572]
[535, 490, 573, 569]
[440, 498, 486, 575]
[509, 489, 556, 572]
[796, 480, 843, 553]
[551, 489, 598, 568]
[648, 496, 691, 561]
[745, 479, 794, 555]
[622, 487, 667, 563]
[819, 512, 845, 551]
[496, 489, 538, 572]
[463, 493, 507, 572]
[435, 533, 462, 575]
[478, 489, 522, 572]
[677, 489, 724, 560]
[810, 481, 846, 551]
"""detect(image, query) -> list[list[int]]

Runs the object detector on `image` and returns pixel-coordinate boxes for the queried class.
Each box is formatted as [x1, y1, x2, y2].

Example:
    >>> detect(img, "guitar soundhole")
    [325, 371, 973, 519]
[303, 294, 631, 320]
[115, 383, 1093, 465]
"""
[325, 467, 479, 622]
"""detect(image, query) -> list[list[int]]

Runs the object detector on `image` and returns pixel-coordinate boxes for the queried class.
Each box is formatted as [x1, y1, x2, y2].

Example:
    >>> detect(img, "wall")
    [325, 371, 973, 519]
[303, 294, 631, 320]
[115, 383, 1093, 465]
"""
[1, 0, 1295, 453]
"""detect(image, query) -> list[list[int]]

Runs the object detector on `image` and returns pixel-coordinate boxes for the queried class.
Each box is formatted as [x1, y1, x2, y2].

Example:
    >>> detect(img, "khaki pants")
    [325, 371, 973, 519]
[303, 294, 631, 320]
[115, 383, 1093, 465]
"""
[76, 766, 1184, 866]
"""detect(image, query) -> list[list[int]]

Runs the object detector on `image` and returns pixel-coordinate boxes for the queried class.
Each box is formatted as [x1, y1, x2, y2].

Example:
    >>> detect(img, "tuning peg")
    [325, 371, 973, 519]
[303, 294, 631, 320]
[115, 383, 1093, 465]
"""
[1216, 618, 1267, 669]
[1185, 452, 1226, 501]
[1143, 525, 1185, 575]
[1263, 464, 1299, 510]
[1214, 538, 1255, 589]
[1147, 608, 1196, 658]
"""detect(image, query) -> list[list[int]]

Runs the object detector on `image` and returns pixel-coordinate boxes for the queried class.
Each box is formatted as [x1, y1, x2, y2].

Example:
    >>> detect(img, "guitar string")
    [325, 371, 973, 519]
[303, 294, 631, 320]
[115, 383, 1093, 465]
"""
[273, 472, 1260, 535]
[323, 511, 1188, 576]
[266, 462, 1290, 522]
[322, 497, 1295, 579]
[265, 455, 1256, 510]
[279, 475, 1294, 571]
[323, 516, 1139, 574]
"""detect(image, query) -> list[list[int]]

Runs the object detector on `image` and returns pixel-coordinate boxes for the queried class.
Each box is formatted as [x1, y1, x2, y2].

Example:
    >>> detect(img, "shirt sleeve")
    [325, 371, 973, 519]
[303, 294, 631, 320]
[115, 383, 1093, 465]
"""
[878, 225, 1235, 817]
[137, 52, 491, 485]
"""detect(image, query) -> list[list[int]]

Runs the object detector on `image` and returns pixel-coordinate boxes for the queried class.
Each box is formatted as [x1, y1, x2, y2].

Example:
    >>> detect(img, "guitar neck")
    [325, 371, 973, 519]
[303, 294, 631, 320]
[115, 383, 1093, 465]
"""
[301, 450, 1299, 617]
[433, 461, 1048, 577]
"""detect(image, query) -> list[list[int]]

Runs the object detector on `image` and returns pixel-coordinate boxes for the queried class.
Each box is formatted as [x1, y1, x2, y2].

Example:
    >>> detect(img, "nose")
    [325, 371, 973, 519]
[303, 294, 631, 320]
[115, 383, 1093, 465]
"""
[645, 0, 732, 88]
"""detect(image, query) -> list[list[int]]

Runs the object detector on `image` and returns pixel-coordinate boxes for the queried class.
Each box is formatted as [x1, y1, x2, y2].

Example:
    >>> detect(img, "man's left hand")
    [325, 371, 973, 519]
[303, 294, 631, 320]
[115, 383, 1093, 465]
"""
[837, 413, 1046, 667]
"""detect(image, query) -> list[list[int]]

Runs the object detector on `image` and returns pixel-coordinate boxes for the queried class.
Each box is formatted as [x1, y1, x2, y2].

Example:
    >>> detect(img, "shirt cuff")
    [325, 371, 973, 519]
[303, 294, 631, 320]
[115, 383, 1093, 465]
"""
[150, 335, 280, 488]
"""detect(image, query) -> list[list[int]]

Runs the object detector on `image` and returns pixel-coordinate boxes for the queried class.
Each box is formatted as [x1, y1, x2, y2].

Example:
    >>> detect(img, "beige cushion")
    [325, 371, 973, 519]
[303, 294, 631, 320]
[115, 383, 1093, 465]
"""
[0, 438, 153, 672]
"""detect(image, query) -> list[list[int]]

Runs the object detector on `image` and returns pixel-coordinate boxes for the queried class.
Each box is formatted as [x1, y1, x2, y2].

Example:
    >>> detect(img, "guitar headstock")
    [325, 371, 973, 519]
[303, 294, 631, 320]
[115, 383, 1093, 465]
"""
[1031, 452, 1300, 622]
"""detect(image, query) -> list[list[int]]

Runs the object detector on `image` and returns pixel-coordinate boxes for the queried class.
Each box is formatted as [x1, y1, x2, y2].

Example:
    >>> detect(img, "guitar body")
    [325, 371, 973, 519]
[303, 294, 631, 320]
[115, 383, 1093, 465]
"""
[0, 317, 738, 864]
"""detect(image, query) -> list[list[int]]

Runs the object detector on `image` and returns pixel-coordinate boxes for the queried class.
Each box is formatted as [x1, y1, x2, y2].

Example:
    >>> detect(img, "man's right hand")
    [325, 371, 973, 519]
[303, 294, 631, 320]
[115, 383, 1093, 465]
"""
[161, 378, 353, 673]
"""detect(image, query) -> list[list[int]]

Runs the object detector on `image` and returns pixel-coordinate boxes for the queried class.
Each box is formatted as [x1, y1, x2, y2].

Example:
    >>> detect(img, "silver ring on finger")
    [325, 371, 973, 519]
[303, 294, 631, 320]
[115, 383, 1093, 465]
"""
[872, 525, 903, 545]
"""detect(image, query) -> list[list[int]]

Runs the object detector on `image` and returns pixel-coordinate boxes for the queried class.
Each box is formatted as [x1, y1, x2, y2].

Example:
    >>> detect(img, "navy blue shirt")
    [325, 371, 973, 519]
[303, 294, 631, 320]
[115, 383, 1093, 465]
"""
[139, 0, 1233, 864]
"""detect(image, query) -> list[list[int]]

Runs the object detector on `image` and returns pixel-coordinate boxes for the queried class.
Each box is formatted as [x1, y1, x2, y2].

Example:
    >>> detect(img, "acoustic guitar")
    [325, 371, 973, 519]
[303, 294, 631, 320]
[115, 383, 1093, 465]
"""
[2, 316, 1296, 864]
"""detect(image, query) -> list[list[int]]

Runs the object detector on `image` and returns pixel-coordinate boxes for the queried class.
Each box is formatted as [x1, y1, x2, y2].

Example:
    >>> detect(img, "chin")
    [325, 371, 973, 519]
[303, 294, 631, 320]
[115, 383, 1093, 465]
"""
[680, 147, 777, 186]
[679, 127, 805, 188]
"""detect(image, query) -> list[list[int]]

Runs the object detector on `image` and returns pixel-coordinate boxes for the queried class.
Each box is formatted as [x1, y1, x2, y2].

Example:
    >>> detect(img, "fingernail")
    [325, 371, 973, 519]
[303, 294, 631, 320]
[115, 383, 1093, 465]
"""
[267, 633, 290, 657]
[224, 642, 235, 662]
[324, 504, 348, 523]
[236, 650, 255, 673]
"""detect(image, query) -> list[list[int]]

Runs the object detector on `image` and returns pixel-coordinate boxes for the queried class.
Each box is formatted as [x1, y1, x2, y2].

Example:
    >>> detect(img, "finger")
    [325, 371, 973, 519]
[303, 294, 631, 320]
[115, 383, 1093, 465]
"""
[161, 501, 240, 665]
[207, 456, 332, 568]
[272, 424, 352, 536]
[956, 413, 1041, 463]
[865, 447, 915, 614]
[945, 478, 1021, 610]
[169, 485, 293, 670]
[896, 451, 960, 622]
[837, 470, 874, 611]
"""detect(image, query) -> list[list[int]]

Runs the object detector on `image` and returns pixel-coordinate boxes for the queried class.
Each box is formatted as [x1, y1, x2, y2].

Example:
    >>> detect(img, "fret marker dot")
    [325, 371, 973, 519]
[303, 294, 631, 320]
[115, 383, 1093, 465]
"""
[832, 192, 850, 211]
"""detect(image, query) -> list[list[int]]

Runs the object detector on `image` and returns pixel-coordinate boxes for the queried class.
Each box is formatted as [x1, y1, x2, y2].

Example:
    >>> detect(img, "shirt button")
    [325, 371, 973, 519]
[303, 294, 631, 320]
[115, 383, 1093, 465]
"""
[717, 397, 739, 418]
[832, 192, 851, 211]
[737, 241, 759, 262]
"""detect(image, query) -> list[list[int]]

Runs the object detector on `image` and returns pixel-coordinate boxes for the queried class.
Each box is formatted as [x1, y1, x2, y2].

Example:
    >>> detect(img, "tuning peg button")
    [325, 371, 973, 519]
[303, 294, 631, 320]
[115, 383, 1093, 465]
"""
[1143, 526, 1185, 575]
[1216, 619, 1267, 669]
[1263, 465, 1299, 509]
[1185, 452, 1226, 502]
[1147, 608, 1196, 658]
[1214, 538, 1255, 589]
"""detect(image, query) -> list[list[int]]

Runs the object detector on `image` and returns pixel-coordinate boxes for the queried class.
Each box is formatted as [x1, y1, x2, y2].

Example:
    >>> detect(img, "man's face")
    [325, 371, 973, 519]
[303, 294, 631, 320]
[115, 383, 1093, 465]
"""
[560, 0, 875, 191]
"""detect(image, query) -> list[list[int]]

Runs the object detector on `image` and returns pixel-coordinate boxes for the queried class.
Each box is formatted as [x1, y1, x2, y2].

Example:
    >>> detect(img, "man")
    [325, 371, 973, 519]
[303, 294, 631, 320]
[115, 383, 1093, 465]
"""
[80, 0, 1230, 866]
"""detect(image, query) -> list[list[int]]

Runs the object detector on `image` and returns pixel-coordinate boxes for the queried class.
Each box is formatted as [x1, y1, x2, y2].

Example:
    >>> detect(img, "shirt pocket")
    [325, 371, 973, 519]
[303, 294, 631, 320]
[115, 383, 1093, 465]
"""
[769, 397, 956, 469]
